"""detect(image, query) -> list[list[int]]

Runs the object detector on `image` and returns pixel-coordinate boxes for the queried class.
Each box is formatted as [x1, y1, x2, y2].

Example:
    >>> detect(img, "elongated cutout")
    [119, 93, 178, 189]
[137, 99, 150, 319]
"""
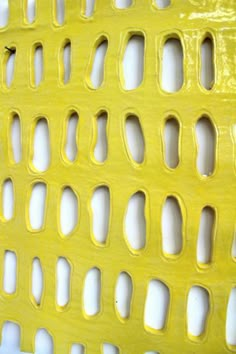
[32, 118, 50, 172]
[94, 112, 108, 162]
[115, 272, 132, 319]
[162, 38, 183, 92]
[0, 0, 9, 27]
[5, 48, 16, 88]
[144, 352, 159, 354]
[144, 280, 170, 331]
[196, 117, 216, 176]
[2, 179, 14, 221]
[155, 0, 170, 8]
[62, 41, 71, 84]
[34, 44, 43, 87]
[91, 186, 110, 245]
[122, 35, 144, 90]
[125, 115, 144, 163]
[56, 0, 64, 24]
[232, 232, 236, 259]
[115, 0, 132, 8]
[226, 288, 236, 346]
[60, 187, 78, 236]
[103, 343, 119, 354]
[84, 0, 95, 17]
[162, 196, 182, 256]
[187, 286, 210, 337]
[197, 206, 215, 265]
[200, 36, 214, 90]
[35, 329, 53, 354]
[90, 39, 108, 89]
[125, 191, 146, 251]
[29, 182, 47, 230]
[1, 322, 20, 350]
[65, 112, 79, 162]
[56, 257, 71, 308]
[3, 251, 17, 294]
[83, 267, 101, 316]
[164, 117, 179, 168]
[27, 0, 36, 23]
[71, 344, 85, 354]
[11, 114, 22, 163]
[32, 257, 43, 305]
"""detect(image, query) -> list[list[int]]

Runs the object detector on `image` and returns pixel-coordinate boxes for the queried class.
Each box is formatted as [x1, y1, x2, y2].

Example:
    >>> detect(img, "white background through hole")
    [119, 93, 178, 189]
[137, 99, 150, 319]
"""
[0, 8, 225, 351]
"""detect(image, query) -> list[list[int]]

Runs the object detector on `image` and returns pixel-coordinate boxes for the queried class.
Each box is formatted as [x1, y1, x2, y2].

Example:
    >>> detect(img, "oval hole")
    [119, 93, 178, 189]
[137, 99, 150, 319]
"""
[84, 0, 95, 17]
[162, 196, 182, 256]
[162, 38, 183, 93]
[231, 232, 236, 259]
[200, 36, 214, 90]
[2, 179, 14, 221]
[83, 267, 101, 316]
[27, 0, 36, 23]
[91, 186, 110, 245]
[1, 322, 20, 350]
[11, 114, 22, 163]
[34, 44, 43, 87]
[32, 257, 43, 305]
[62, 41, 71, 84]
[226, 288, 236, 346]
[187, 286, 210, 337]
[144, 352, 159, 354]
[0, 0, 9, 27]
[71, 344, 85, 354]
[144, 279, 170, 331]
[125, 191, 146, 251]
[196, 206, 215, 265]
[125, 115, 144, 164]
[94, 112, 108, 163]
[56, 0, 64, 24]
[122, 35, 144, 90]
[35, 329, 53, 354]
[32, 118, 50, 172]
[196, 116, 216, 176]
[103, 343, 119, 354]
[164, 117, 179, 168]
[90, 39, 108, 89]
[60, 187, 78, 236]
[5, 48, 16, 88]
[65, 112, 79, 162]
[29, 182, 47, 230]
[115, 0, 132, 8]
[155, 0, 170, 8]
[56, 257, 71, 308]
[3, 250, 17, 294]
[115, 272, 132, 319]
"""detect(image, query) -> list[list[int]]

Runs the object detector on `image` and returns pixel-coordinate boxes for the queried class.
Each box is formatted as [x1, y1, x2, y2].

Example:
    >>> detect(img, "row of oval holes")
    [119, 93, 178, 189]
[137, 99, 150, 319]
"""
[9, 113, 216, 175]
[5, 34, 214, 92]
[3, 254, 236, 347]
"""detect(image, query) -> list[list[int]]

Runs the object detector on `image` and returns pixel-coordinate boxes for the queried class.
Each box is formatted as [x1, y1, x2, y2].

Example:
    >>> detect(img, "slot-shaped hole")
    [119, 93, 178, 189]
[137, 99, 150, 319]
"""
[94, 112, 108, 163]
[103, 343, 119, 354]
[125, 191, 146, 251]
[5, 48, 16, 88]
[114, 0, 132, 8]
[125, 115, 145, 164]
[1, 322, 20, 350]
[161, 38, 183, 93]
[144, 352, 159, 354]
[56, 0, 64, 24]
[32, 257, 43, 305]
[144, 279, 170, 331]
[71, 344, 85, 354]
[115, 272, 132, 319]
[226, 288, 236, 346]
[32, 118, 50, 172]
[232, 232, 236, 259]
[155, 0, 170, 8]
[29, 182, 47, 230]
[91, 186, 110, 245]
[26, 0, 36, 23]
[196, 206, 215, 265]
[3, 250, 17, 294]
[83, 267, 101, 316]
[187, 286, 210, 337]
[196, 116, 216, 176]
[56, 257, 71, 308]
[200, 36, 214, 90]
[35, 329, 53, 354]
[34, 44, 43, 87]
[122, 35, 144, 90]
[0, 0, 9, 27]
[60, 187, 78, 236]
[84, 0, 95, 17]
[62, 41, 71, 84]
[2, 179, 14, 221]
[90, 39, 108, 89]
[164, 117, 179, 168]
[11, 113, 22, 163]
[65, 112, 79, 162]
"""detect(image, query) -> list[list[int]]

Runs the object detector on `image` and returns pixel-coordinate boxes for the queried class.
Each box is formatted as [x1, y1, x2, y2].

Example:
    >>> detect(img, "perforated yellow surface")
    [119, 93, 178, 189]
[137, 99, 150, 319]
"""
[0, 0, 236, 353]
